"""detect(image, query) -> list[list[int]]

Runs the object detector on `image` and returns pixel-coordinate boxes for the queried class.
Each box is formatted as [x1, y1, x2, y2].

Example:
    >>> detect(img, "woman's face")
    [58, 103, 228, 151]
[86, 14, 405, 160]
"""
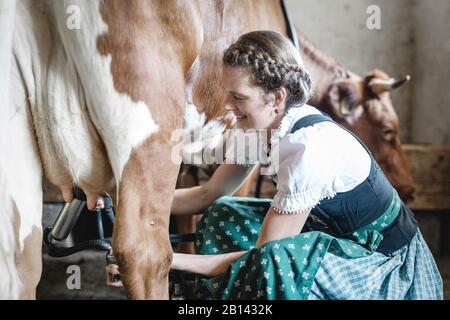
[222, 66, 282, 130]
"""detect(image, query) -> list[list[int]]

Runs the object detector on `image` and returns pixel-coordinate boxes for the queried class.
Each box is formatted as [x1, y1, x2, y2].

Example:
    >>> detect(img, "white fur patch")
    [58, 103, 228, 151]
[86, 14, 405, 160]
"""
[0, 0, 16, 115]
[50, 0, 159, 183]
[14, 0, 159, 191]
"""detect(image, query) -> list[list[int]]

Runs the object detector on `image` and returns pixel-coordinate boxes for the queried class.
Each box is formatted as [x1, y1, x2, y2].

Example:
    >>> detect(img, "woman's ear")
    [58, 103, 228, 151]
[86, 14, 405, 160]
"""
[274, 88, 287, 108]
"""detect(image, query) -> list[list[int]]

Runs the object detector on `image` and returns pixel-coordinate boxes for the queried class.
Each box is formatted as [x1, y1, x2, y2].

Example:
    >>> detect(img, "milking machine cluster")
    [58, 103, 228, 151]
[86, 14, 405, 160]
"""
[43, 187, 114, 256]
[43, 186, 196, 299]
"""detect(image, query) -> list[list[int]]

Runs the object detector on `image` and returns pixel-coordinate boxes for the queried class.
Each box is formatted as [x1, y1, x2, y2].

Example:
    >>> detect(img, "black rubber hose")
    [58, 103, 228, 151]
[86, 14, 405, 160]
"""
[43, 226, 111, 258]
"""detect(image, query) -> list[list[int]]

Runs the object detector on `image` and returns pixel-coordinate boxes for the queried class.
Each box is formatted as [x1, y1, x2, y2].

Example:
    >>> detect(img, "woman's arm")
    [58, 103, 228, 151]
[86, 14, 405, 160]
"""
[107, 250, 248, 285]
[171, 164, 255, 216]
[255, 207, 310, 248]
[172, 251, 247, 277]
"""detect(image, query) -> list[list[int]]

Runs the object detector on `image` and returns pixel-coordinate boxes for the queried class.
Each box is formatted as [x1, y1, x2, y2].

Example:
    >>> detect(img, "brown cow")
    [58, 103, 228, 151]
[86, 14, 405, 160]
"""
[299, 32, 415, 201]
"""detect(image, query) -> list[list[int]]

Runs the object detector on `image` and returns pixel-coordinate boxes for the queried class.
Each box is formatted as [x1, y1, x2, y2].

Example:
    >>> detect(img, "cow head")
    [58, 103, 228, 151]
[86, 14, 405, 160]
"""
[319, 69, 415, 202]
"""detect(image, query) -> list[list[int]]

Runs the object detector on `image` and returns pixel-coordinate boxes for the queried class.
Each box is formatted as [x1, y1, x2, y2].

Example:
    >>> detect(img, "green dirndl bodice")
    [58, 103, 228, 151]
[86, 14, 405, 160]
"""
[194, 190, 401, 300]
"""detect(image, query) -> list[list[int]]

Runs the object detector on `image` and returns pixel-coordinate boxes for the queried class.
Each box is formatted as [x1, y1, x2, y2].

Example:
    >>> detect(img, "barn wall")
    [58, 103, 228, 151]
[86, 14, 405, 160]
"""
[286, 0, 450, 146]
[411, 0, 450, 146]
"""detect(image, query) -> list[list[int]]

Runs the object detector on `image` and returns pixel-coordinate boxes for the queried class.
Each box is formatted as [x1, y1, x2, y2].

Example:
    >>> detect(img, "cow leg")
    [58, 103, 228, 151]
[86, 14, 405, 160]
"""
[6, 91, 44, 300]
[112, 135, 180, 299]
[13, 206, 43, 300]
[1, 88, 43, 300]
[0, 180, 42, 300]
[175, 215, 202, 254]
[0, 9, 43, 297]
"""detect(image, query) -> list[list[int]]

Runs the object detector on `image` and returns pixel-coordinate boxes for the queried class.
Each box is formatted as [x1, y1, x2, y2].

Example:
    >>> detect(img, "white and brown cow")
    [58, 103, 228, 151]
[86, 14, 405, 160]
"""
[0, 0, 292, 299]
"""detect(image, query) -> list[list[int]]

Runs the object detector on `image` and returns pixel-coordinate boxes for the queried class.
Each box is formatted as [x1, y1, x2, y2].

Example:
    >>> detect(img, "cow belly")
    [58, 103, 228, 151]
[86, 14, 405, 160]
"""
[12, 0, 119, 194]
[11, 44, 114, 194]
[43, 48, 114, 192]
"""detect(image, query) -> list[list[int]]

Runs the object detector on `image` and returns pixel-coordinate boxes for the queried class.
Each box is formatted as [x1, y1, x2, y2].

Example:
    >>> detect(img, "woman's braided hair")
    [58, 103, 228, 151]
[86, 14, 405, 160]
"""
[223, 31, 312, 108]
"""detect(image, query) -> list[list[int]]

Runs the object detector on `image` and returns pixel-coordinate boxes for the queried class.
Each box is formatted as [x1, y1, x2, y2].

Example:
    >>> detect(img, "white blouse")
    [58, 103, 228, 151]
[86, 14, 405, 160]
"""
[268, 105, 371, 214]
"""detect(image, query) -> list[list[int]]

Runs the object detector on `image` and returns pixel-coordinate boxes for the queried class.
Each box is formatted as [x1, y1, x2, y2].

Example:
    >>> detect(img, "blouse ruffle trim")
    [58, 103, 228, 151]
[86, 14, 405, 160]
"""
[271, 185, 337, 215]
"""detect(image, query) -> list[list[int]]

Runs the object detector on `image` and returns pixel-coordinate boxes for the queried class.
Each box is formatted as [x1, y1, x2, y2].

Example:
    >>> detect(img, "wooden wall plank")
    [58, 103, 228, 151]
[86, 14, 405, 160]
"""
[403, 144, 450, 210]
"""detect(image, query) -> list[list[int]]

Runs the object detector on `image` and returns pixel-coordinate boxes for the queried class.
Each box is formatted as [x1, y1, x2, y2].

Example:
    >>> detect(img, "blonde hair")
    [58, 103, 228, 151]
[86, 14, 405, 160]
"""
[223, 30, 312, 108]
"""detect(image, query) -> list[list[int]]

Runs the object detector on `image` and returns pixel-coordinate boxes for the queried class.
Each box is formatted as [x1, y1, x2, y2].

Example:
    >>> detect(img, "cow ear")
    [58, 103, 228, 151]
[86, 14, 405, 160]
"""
[334, 81, 360, 116]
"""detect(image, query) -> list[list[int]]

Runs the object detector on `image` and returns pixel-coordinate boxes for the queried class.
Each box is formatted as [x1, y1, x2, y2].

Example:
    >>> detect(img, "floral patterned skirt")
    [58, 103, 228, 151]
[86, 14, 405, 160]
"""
[193, 196, 443, 300]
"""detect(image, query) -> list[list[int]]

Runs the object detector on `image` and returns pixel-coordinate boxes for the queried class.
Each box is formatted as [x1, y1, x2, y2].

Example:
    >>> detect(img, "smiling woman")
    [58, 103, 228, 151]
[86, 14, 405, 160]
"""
[222, 31, 311, 131]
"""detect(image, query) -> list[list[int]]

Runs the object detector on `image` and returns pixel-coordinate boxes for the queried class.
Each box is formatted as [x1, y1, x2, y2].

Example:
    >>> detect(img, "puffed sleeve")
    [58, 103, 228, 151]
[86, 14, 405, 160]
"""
[271, 125, 342, 214]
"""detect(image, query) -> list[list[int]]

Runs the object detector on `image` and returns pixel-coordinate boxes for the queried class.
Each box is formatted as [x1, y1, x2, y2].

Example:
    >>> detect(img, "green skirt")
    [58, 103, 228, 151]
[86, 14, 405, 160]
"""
[194, 195, 400, 300]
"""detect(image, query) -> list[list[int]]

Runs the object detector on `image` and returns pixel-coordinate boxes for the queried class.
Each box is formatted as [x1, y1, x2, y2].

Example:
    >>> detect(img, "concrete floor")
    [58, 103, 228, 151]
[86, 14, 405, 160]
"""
[37, 250, 126, 300]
